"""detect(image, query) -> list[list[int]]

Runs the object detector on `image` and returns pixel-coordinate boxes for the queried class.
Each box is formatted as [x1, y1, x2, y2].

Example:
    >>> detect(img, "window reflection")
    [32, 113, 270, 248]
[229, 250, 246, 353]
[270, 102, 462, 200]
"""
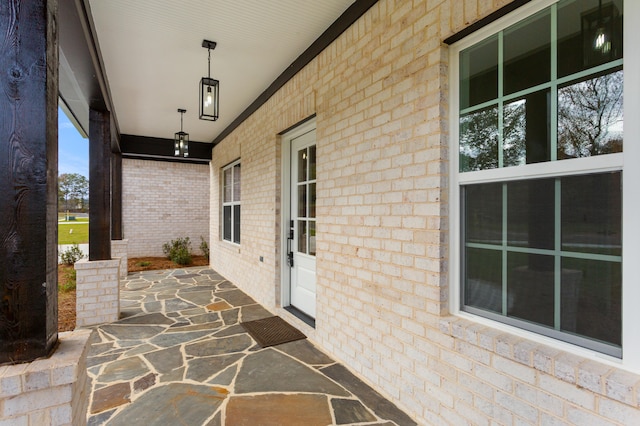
[561, 258, 621, 346]
[557, 0, 623, 77]
[507, 253, 554, 327]
[298, 220, 307, 254]
[464, 248, 502, 314]
[503, 9, 550, 95]
[464, 183, 502, 245]
[558, 70, 623, 159]
[507, 179, 555, 250]
[459, 106, 499, 172]
[233, 164, 241, 201]
[298, 184, 307, 218]
[460, 36, 498, 109]
[298, 148, 308, 183]
[223, 168, 232, 202]
[503, 99, 526, 167]
[561, 172, 621, 256]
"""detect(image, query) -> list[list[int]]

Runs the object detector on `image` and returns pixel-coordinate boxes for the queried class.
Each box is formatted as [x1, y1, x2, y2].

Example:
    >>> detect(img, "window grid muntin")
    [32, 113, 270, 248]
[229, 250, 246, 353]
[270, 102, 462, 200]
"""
[459, 59, 623, 117]
[458, 0, 623, 357]
[222, 161, 241, 244]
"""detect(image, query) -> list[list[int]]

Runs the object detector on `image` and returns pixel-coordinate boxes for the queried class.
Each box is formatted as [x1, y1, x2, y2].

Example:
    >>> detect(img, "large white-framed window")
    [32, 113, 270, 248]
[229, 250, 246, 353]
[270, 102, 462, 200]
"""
[222, 160, 241, 244]
[450, 0, 639, 366]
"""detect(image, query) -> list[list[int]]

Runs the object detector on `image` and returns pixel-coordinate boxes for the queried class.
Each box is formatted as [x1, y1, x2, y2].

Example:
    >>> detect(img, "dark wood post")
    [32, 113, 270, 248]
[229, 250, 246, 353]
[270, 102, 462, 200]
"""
[0, 0, 59, 364]
[89, 109, 112, 260]
[111, 151, 123, 240]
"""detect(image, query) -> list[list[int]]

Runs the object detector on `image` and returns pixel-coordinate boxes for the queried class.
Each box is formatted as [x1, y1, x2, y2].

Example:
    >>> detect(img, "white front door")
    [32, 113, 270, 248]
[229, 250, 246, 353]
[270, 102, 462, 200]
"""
[288, 129, 316, 317]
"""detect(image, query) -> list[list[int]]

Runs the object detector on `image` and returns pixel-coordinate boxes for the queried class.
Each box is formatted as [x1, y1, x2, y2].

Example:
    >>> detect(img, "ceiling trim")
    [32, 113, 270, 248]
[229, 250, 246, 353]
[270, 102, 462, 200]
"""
[120, 134, 212, 163]
[211, 0, 379, 146]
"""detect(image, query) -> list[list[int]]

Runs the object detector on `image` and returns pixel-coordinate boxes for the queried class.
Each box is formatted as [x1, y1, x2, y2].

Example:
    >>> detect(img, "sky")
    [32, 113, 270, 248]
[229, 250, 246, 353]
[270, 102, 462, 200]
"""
[58, 106, 89, 178]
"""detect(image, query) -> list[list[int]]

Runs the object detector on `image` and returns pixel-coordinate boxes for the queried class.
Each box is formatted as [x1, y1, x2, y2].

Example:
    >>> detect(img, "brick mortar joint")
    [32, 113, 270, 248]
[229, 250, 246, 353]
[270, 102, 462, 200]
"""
[439, 315, 640, 408]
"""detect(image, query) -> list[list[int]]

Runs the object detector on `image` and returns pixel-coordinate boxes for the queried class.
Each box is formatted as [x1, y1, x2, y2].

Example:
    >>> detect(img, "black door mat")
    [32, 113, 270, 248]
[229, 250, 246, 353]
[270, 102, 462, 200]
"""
[241, 316, 306, 347]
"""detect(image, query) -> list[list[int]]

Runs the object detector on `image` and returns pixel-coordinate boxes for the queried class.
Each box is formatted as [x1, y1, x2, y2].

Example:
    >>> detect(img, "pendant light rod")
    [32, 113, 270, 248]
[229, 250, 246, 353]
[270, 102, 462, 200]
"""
[203, 40, 216, 79]
[199, 40, 220, 121]
[178, 108, 186, 131]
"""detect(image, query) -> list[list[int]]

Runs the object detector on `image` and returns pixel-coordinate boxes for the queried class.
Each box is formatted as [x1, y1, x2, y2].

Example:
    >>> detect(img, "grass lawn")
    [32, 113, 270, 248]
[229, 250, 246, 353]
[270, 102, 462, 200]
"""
[58, 222, 89, 244]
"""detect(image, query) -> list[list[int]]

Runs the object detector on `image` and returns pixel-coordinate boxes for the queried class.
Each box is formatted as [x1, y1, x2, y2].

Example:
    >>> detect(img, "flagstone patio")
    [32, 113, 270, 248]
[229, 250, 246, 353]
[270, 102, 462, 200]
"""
[85, 267, 417, 426]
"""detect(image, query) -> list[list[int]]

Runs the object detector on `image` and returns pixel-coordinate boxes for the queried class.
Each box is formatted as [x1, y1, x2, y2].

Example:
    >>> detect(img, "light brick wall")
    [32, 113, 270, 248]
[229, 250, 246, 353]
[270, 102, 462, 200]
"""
[122, 158, 210, 258]
[210, 1, 640, 424]
[0, 330, 91, 425]
[111, 239, 128, 278]
[75, 258, 120, 327]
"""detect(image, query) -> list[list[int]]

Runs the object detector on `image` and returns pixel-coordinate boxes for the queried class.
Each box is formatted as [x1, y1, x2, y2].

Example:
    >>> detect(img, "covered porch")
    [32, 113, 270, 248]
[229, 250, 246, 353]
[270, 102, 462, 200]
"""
[85, 266, 415, 425]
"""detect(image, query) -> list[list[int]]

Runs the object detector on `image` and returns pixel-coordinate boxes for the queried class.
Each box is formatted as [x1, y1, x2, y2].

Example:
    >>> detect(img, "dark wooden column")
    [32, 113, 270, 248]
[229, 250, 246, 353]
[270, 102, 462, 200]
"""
[111, 151, 123, 240]
[0, 0, 59, 364]
[89, 109, 112, 260]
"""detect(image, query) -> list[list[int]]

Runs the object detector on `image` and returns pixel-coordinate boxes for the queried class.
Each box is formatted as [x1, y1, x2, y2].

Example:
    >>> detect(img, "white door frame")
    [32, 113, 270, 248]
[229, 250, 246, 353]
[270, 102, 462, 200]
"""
[280, 118, 316, 313]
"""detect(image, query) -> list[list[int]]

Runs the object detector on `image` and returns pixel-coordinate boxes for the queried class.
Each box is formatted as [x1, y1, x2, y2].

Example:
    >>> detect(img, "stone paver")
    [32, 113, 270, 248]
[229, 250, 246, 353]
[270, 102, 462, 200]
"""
[86, 267, 416, 425]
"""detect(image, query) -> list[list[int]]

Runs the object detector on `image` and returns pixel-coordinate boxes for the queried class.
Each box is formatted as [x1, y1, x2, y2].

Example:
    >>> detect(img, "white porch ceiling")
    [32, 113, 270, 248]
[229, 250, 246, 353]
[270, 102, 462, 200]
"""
[88, 0, 355, 143]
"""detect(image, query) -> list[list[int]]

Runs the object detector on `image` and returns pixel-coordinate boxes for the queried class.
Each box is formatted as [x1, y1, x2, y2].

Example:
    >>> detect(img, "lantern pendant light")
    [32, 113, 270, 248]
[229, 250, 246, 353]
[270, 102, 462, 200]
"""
[199, 40, 219, 121]
[174, 108, 189, 157]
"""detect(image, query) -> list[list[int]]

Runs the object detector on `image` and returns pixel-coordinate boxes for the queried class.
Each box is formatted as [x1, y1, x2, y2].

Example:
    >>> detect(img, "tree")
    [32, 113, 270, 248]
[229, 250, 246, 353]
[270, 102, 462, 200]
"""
[558, 70, 623, 158]
[58, 173, 88, 213]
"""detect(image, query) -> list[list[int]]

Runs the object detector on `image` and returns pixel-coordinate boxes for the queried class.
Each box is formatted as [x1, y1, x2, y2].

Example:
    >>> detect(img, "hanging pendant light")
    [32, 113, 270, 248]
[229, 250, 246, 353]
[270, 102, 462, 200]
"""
[593, 0, 611, 54]
[199, 40, 220, 121]
[174, 108, 189, 157]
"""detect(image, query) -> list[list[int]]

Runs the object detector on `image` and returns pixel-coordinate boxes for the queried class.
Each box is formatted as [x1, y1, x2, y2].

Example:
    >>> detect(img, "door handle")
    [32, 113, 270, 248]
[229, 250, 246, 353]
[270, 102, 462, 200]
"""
[287, 220, 294, 267]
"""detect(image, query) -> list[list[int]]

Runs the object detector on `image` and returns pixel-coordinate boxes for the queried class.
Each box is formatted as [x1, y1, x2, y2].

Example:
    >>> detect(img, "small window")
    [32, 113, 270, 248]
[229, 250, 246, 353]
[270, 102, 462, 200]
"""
[222, 161, 241, 244]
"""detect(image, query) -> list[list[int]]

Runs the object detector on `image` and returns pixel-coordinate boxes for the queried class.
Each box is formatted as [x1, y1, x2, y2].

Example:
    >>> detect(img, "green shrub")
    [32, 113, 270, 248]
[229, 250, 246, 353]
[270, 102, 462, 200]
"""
[60, 244, 84, 265]
[200, 236, 210, 261]
[137, 261, 151, 267]
[162, 237, 192, 265]
[60, 269, 76, 293]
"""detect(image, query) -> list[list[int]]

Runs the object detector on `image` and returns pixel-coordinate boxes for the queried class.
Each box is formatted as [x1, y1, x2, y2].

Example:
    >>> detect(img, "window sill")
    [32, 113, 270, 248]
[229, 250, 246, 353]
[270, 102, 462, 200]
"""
[219, 239, 241, 253]
[438, 315, 640, 408]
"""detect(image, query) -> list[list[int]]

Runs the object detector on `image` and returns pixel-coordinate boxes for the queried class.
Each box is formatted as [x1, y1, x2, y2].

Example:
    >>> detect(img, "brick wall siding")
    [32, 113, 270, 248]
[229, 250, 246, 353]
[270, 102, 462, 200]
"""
[122, 158, 210, 258]
[210, 1, 640, 424]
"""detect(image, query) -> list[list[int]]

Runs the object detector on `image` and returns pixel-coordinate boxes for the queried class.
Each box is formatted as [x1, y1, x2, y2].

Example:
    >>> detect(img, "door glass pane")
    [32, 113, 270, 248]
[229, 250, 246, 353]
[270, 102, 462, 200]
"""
[464, 248, 502, 314]
[298, 220, 307, 254]
[233, 205, 241, 244]
[561, 258, 621, 346]
[298, 184, 307, 218]
[503, 9, 551, 95]
[459, 105, 499, 172]
[223, 168, 232, 202]
[309, 145, 316, 180]
[309, 221, 316, 256]
[557, 0, 623, 78]
[557, 70, 623, 159]
[507, 179, 555, 250]
[309, 183, 316, 218]
[561, 172, 621, 256]
[460, 36, 498, 109]
[298, 148, 308, 183]
[507, 252, 554, 327]
[223, 206, 231, 241]
[464, 183, 502, 245]
[233, 164, 241, 201]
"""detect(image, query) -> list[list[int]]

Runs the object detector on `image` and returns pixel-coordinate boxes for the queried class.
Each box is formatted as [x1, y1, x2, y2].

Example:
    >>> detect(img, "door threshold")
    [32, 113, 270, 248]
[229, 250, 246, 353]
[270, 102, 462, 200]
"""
[284, 306, 315, 328]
